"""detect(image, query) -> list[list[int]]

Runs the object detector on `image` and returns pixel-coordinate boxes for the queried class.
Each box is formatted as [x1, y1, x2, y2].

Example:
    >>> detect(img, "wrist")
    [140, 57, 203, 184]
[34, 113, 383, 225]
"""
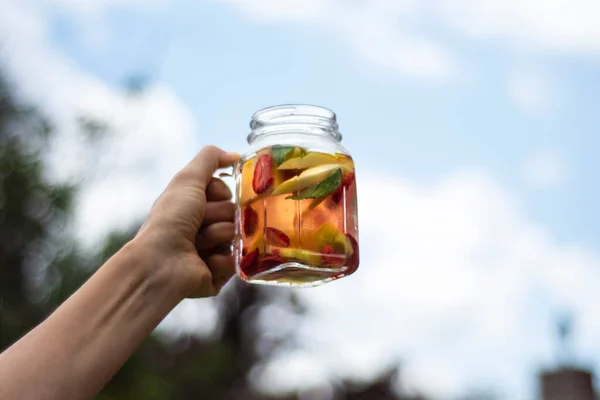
[127, 230, 192, 302]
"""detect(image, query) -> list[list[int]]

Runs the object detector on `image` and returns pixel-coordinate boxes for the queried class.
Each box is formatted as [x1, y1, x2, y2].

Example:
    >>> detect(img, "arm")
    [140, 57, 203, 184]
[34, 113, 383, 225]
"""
[0, 146, 240, 400]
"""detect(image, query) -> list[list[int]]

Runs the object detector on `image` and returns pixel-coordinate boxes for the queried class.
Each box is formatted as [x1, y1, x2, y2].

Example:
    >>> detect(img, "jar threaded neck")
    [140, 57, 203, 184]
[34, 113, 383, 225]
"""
[248, 104, 341, 143]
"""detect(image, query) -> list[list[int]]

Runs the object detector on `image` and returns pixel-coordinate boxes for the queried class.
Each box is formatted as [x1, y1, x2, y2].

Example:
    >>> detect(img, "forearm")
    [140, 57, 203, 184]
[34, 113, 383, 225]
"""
[0, 237, 185, 400]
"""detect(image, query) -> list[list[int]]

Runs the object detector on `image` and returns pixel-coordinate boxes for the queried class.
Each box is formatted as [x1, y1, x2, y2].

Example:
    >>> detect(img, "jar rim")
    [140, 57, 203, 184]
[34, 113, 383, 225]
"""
[248, 104, 341, 143]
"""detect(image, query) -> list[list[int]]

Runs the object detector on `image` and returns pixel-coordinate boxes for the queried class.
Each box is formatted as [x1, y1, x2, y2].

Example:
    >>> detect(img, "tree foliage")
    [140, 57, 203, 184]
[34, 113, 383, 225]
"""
[0, 70, 430, 400]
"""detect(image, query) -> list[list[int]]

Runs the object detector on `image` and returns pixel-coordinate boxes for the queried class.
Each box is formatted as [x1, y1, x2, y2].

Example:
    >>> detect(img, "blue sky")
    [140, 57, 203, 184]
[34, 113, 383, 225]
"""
[45, 0, 600, 247]
[2, 0, 600, 398]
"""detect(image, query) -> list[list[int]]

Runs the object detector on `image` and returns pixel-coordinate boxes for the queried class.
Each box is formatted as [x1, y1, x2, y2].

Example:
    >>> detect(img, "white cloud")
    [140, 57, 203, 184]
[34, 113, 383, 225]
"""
[508, 69, 557, 117]
[218, 0, 457, 80]
[524, 149, 566, 188]
[218, 0, 600, 84]
[41, 0, 167, 17]
[433, 0, 600, 54]
[0, 0, 200, 247]
[255, 168, 599, 399]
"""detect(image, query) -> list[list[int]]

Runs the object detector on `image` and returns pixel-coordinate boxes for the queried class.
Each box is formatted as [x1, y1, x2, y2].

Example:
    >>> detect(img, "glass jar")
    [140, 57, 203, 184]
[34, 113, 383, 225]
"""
[233, 104, 359, 287]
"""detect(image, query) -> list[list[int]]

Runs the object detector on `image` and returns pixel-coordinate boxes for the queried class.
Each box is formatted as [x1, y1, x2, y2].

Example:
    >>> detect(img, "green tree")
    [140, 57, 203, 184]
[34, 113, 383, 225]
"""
[0, 69, 435, 400]
[0, 70, 308, 400]
[0, 73, 77, 348]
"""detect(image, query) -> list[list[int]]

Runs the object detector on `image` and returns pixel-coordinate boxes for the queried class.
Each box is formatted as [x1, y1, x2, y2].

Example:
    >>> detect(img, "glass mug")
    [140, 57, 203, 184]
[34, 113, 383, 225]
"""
[225, 104, 359, 287]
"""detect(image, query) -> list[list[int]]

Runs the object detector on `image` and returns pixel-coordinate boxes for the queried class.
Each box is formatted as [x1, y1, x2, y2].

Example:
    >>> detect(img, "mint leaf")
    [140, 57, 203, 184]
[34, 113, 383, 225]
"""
[271, 146, 294, 166]
[286, 168, 342, 200]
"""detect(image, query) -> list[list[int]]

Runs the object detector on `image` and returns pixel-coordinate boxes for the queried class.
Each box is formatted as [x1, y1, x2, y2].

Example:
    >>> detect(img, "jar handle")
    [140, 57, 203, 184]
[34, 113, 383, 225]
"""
[213, 162, 240, 262]
[213, 161, 239, 199]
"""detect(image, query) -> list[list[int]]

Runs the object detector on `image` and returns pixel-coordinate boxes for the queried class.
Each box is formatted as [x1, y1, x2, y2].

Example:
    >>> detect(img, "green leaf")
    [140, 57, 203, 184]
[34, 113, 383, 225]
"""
[286, 168, 342, 200]
[271, 146, 294, 166]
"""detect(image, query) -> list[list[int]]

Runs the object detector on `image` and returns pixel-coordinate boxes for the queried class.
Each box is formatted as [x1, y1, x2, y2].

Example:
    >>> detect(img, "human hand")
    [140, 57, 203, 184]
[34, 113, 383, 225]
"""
[135, 145, 241, 298]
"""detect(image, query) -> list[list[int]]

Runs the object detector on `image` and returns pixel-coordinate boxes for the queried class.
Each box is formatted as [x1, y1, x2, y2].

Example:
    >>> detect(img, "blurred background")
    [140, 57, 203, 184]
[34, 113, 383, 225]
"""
[1, 0, 600, 399]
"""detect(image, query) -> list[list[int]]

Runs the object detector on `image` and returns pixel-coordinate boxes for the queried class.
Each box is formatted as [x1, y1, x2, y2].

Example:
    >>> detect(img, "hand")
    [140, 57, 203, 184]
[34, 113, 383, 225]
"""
[135, 145, 241, 298]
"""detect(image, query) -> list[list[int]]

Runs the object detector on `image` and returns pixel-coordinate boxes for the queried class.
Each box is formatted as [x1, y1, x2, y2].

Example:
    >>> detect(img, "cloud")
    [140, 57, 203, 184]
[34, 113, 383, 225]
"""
[0, 1, 200, 247]
[218, 0, 600, 84]
[433, 0, 600, 54]
[218, 0, 457, 80]
[255, 168, 599, 399]
[524, 149, 566, 188]
[508, 69, 557, 117]
[0, 0, 220, 342]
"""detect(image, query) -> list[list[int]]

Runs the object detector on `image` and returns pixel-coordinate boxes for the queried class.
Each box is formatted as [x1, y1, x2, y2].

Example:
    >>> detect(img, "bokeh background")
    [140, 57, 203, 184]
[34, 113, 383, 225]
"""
[1, 1, 600, 399]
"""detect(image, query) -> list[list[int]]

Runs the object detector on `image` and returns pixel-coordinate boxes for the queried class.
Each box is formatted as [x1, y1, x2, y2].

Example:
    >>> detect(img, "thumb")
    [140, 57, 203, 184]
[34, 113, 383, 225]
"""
[172, 145, 240, 192]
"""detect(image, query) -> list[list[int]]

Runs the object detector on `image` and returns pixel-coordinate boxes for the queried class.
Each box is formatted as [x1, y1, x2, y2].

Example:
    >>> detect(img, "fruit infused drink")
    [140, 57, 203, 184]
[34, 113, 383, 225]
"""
[236, 145, 359, 286]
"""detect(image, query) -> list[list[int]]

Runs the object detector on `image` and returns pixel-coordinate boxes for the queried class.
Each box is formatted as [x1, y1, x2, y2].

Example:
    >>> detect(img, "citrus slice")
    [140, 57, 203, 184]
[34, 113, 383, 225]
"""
[278, 151, 338, 170]
[277, 248, 322, 266]
[271, 164, 340, 196]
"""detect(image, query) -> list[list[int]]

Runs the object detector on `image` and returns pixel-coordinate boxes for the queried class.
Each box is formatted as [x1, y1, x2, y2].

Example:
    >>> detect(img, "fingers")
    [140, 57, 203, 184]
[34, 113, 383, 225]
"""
[196, 222, 235, 252]
[206, 177, 232, 201]
[202, 201, 235, 227]
[205, 254, 236, 294]
[173, 146, 240, 192]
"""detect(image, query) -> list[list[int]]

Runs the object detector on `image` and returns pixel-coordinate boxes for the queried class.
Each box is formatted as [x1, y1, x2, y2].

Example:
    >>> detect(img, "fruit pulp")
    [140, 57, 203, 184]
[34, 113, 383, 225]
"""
[237, 145, 359, 287]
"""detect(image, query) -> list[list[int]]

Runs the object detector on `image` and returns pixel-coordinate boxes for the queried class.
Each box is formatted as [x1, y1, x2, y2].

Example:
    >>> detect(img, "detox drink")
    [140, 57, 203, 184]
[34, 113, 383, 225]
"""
[236, 145, 359, 286]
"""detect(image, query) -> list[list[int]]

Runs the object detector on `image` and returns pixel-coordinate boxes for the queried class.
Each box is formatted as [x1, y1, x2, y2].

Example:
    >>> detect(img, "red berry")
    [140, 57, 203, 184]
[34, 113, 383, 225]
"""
[272, 248, 281, 257]
[331, 186, 344, 204]
[342, 172, 355, 188]
[240, 248, 259, 274]
[252, 154, 275, 194]
[331, 171, 355, 204]
[266, 227, 290, 248]
[321, 245, 345, 266]
[322, 245, 336, 254]
[242, 206, 258, 236]
[345, 234, 359, 273]
[261, 255, 286, 271]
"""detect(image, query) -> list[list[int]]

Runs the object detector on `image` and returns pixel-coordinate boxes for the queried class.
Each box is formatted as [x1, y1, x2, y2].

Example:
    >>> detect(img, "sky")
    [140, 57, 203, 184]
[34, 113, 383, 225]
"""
[1, 0, 600, 399]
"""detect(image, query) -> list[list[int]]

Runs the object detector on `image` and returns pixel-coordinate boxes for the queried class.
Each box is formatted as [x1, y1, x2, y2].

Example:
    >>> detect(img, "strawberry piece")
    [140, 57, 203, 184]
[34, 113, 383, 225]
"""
[240, 248, 259, 274]
[331, 171, 355, 204]
[331, 186, 343, 204]
[266, 227, 290, 248]
[271, 248, 281, 257]
[261, 255, 286, 271]
[242, 206, 258, 236]
[345, 234, 359, 273]
[321, 245, 345, 267]
[252, 154, 275, 194]
[342, 172, 355, 188]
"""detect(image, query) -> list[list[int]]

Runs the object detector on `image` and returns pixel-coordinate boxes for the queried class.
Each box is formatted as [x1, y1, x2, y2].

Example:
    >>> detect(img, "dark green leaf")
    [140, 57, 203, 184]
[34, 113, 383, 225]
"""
[270, 146, 295, 166]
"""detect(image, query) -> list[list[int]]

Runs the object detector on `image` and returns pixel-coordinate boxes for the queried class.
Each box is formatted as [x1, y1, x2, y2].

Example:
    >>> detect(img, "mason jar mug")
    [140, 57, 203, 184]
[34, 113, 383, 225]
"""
[233, 104, 359, 287]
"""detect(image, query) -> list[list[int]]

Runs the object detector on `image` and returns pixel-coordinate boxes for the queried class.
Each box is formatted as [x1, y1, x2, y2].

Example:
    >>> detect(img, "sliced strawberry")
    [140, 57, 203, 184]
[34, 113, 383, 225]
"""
[331, 186, 344, 204]
[342, 171, 355, 188]
[242, 206, 258, 236]
[266, 227, 290, 248]
[331, 171, 355, 204]
[321, 244, 345, 267]
[252, 154, 275, 194]
[260, 255, 286, 271]
[345, 234, 359, 273]
[240, 248, 259, 274]
[271, 248, 281, 257]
